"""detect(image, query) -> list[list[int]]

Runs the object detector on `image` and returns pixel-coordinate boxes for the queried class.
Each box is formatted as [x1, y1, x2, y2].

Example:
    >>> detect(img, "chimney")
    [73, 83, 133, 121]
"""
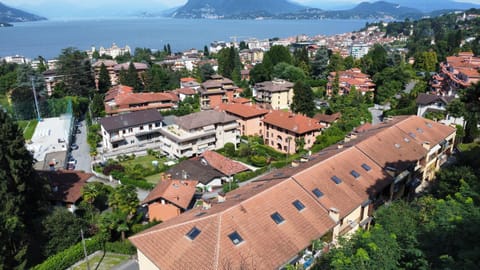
[337, 143, 344, 149]
[217, 192, 226, 203]
[202, 199, 212, 210]
[167, 174, 172, 180]
[329, 207, 340, 223]
[344, 135, 351, 143]
[350, 133, 358, 139]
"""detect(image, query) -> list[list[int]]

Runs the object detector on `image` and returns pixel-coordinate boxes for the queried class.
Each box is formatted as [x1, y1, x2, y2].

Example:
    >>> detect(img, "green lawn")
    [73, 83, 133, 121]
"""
[17, 119, 38, 140]
[145, 172, 163, 184]
[72, 252, 130, 270]
[120, 155, 166, 168]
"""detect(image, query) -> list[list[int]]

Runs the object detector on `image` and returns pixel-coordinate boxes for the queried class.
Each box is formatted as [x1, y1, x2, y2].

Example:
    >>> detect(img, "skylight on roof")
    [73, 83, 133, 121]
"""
[361, 163, 371, 171]
[331, 175, 342, 184]
[409, 132, 416, 138]
[426, 122, 433, 128]
[186, 226, 201, 240]
[394, 143, 401, 149]
[350, 170, 360, 179]
[292, 200, 305, 211]
[416, 127, 424, 133]
[228, 231, 244, 245]
[312, 188, 324, 198]
[404, 137, 410, 143]
[271, 212, 285, 224]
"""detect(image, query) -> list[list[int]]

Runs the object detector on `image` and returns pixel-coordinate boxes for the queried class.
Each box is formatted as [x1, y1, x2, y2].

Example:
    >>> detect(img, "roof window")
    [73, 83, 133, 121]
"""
[228, 231, 244, 245]
[361, 163, 371, 171]
[292, 200, 305, 211]
[312, 188, 324, 198]
[331, 175, 342, 184]
[350, 170, 360, 179]
[271, 212, 285, 224]
[186, 226, 201, 240]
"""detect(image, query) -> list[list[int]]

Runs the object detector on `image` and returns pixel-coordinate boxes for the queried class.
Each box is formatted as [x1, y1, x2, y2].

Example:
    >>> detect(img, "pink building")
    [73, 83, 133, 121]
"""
[217, 103, 269, 136]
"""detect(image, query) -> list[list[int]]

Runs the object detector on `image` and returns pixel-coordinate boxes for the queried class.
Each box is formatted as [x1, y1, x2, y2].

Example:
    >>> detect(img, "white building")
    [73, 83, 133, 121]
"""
[159, 111, 239, 159]
[350, 43, 370, 59]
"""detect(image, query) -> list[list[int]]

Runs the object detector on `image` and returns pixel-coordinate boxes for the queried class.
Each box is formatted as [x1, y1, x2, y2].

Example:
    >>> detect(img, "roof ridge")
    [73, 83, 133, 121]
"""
[213, 214, 222, 270]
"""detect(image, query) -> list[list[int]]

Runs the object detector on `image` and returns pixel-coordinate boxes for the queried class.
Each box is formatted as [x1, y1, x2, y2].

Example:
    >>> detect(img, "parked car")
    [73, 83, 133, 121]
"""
[67, 163, 75, 170]
[71, 143, 79, 150]
[75, 129, 81, 134]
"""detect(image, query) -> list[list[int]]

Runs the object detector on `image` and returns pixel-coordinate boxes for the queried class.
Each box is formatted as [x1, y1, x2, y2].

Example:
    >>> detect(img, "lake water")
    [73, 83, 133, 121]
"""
[0, 17, 367, 59]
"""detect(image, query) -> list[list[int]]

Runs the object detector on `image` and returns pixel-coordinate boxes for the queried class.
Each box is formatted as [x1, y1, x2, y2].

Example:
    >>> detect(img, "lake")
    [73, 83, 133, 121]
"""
[0, 17, 367, 59]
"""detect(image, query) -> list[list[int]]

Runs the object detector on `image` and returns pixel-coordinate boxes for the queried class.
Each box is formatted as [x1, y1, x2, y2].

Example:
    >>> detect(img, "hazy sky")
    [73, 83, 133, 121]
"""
[3, 0, 480, 18]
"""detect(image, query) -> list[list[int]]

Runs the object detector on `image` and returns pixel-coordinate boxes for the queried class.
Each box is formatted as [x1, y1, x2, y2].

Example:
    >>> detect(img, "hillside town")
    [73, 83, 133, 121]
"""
[1, 7, 480, 270]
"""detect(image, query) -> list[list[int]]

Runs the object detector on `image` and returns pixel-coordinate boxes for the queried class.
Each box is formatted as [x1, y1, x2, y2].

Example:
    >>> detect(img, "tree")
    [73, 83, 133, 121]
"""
[327, 53, 345, 73]
[414, 51, 438, 72]
[41, 208, 86, 258]
[291, 80, 315, 117]
[197, 63, 215, 82]
[217, 47, 241, 81]
[0, 110, 50, 269]
[107, 185, 139, 241]
[271, 62, 306, 82]
[203, 45, 209, 57]
[249, 63, 270, 84]
[311, 46, 330, 79]
[263, 45, 292, 75]
[97, 63, 111, 94]
[224, 142, 236, 157]
[56, 47, 95, 97]
[119, 62, 144, 92]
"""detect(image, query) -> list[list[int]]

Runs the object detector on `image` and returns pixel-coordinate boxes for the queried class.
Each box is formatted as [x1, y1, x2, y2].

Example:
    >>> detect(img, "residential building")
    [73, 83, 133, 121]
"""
[180, 77, 201, 90]
[431, 52, 480, 95]
[112, 62, 149, 86]
[166, 150, 249, 192]
[313, 112, 342, 128]
[416, 93, 464, 126]
[2, 55, 30, 64]
[326, 68, 375, 97]
[263, 111, 324, 154]
[98, 109, 164, 157]
[199, 75, 241, 110]
[130, 115, 456, 270]
[42, 69, 63, 96]
[254, 79, 294, 110]
[104, 85, 179, 115]
[39, 170, 94, 213]
[92, 59, 118, 87]
[159, 110, 240, 158]
[217, 103, 269, 136]
[350, 43, 370, 59]
[172, 87, 196, 102]
[142, 177, 199, 222]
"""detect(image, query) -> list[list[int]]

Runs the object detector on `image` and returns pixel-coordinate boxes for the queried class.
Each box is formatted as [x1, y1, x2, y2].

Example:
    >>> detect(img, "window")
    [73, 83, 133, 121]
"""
[271, 212, 285, 224]
[228, 231, 244, 245]
[128, 128, 133, 133]
[312, 188, 324, 198]
[361, 163, 371, 171]
[408, 132, 416, 138]
[331, 175, 342, 184]
[292, 200, 305, 211]
[350, 170, 360, 179]
[139, 126, 144, 130]
[416, 127, 424, 133]
[186, 226, 201, 240]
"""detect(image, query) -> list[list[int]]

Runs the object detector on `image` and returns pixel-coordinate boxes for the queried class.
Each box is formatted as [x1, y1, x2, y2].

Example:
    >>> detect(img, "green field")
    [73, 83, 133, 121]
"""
[17, 119, 38, 140]
[72, 252, 130, 270]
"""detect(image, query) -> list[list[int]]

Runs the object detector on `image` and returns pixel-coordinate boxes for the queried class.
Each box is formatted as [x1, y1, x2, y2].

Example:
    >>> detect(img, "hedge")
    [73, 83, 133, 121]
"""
[33, 238, 138, 270]
[33, 236, 102, 270]
[235, 167, 269, 182]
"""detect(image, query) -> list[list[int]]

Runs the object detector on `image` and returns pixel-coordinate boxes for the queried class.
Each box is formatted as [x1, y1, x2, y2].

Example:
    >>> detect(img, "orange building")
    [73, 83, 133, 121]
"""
[326, 68, 375, 97]
[217, 103, 269, 136]
[199, 75, 241, 110]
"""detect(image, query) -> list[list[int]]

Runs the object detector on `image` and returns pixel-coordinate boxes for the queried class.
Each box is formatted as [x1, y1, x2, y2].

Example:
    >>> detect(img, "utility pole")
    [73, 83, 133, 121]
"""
[30, 77, 41, 121]
[81, 228, 91, 270]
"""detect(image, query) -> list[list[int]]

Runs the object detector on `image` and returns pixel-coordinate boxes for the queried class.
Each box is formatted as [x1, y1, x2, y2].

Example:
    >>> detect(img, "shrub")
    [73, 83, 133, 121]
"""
[224, 142, 236, 157]
[222, 181, 239, 193]
[105, 240, 136, 255]
[33, 236, 102, 270]
[103, 164, 125, 176]
[250, 155, 267, 167]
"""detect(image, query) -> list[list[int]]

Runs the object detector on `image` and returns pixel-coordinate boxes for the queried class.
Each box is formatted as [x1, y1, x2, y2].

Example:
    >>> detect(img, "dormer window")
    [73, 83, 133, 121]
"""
[228, 231, 244, 245]
[186, 226, 201, 240]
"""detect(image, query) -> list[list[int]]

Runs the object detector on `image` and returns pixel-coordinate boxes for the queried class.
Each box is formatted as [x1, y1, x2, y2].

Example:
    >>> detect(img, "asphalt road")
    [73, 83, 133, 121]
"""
[70, 120, 92, 173]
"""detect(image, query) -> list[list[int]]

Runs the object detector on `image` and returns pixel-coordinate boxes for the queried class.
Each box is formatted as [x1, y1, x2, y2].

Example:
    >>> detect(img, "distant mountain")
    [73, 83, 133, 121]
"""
[394, 0, 480, 13]
[0, 2, 46, 22]
[279, 1, 424, 20]
[172, 0, 304, 19]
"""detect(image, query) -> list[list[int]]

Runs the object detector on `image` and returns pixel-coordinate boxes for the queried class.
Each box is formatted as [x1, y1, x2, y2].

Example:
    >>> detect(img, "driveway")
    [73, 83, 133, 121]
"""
[70, 119, 92, 172]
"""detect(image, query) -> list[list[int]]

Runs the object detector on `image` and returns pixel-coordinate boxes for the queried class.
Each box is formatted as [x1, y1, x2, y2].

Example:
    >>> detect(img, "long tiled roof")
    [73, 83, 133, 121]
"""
[176, 110, 238, 130]
[217, 103, 269, 119]
[263, 110, 324, 135]
[166, 159, 225, 185]
[199, 150, 249, 176]
[130, 115, 456, 270]
[98, 109, 163, 132]
[254, 79, 294, 93]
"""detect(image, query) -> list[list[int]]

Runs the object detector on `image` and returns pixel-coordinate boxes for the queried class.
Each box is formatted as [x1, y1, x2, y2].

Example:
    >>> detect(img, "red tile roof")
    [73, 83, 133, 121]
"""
[199, 150, 249, 176]
[39, 170, 94, 204]
[263, 110, 325, 134]
[180, 77, 198, 83]
[217, 103, 269, 119]
[173, 87, 196, 95]
[313, 112, 341, 123]
[143, 179, 198, 210]
[130, 178, 335, 270]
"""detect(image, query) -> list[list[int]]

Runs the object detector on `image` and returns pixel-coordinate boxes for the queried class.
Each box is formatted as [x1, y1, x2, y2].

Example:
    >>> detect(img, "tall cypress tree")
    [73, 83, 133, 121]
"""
[0, 110, 50, 269]
[291, 80, 315, 117]
[97, 63, 112, 94]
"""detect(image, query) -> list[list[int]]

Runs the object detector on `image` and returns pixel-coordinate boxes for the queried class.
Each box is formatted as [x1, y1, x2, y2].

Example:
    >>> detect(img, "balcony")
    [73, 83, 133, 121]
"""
[110, 135, 125, 143]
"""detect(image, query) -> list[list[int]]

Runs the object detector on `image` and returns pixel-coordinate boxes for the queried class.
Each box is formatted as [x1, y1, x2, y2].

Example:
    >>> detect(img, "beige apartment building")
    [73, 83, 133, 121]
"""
[254, 79, 294, 110]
